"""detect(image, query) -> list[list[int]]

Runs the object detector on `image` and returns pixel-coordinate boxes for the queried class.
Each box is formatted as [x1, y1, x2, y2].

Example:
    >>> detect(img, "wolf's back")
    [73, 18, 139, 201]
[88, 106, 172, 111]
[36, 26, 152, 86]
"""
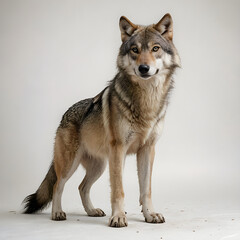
[59, 98, 94, 128]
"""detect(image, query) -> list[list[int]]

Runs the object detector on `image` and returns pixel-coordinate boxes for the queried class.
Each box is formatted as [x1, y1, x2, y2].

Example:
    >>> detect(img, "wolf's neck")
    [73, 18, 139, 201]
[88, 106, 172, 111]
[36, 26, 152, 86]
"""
[114, 71, 173, 122]
[137, 73, 172, 116]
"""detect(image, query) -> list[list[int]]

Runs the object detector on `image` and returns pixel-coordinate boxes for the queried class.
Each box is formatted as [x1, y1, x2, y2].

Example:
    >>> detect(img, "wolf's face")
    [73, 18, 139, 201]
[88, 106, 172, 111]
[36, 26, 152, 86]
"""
[117, 14, 180, 80]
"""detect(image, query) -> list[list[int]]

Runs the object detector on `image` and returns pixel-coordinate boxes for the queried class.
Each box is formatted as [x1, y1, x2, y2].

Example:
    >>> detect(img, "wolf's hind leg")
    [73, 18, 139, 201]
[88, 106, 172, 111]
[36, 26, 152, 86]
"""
[52, 178, 67, 220]
[52, 157, 80, 220]
[79, 155, 107, 217]
[52, 126, 81, 221]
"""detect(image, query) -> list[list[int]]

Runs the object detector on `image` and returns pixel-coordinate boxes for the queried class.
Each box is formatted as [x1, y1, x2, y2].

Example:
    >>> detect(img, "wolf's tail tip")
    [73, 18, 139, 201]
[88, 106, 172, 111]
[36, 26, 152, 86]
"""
[22, 193, 40, 214]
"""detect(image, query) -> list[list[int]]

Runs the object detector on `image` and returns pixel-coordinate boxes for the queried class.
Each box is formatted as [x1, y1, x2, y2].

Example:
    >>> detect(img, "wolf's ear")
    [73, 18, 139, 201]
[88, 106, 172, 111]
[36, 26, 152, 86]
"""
[154, 13, 173, 41]
[119, 16, 138, 42]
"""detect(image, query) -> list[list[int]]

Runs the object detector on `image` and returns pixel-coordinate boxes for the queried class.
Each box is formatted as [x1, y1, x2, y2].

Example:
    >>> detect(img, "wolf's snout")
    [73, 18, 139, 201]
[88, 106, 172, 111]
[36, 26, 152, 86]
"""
[138, 65, 150, 74]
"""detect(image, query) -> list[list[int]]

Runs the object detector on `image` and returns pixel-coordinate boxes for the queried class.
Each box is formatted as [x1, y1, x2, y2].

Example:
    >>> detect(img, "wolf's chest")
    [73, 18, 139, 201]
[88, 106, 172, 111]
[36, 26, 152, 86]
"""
[126, 107, 165, 154]
[126, 122, 156, 154]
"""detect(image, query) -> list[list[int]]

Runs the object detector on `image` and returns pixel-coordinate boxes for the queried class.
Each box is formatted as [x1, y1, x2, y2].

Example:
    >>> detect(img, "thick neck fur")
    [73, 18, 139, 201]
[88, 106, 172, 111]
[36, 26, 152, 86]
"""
[110, 69, 174, 129]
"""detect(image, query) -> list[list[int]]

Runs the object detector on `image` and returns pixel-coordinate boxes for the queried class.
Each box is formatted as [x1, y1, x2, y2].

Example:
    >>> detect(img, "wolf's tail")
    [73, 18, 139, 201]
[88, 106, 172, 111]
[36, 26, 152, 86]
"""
[23, 163, 57, 214]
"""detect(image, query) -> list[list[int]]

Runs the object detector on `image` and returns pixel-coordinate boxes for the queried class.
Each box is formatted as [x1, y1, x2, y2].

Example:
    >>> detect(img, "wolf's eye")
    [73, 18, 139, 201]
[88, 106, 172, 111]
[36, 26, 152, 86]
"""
[131, 47, 139, 54]
[152, 46, 160, 52]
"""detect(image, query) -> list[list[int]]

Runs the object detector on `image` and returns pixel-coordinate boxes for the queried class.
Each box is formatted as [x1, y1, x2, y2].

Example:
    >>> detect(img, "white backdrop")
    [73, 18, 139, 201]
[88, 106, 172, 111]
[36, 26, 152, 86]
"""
[0, 0, 240, 223]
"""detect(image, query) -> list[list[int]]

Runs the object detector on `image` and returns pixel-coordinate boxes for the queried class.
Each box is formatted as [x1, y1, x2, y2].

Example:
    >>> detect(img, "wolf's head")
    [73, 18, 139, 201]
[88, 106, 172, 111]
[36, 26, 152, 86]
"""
[117, 14, 181, 81]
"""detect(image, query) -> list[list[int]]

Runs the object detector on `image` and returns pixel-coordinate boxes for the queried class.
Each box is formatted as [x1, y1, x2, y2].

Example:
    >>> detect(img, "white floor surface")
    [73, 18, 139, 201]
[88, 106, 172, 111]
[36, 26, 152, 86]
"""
[1, 202, 239, 240]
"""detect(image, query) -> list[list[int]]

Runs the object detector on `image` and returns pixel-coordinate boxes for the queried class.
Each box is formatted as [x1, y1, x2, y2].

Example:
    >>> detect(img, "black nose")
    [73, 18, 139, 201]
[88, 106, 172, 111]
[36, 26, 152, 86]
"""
[138, 64, 150, 74]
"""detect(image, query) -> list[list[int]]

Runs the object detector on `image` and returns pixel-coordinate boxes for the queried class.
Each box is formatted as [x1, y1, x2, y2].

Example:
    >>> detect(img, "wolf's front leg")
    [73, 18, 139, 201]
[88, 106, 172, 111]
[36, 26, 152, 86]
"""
[137, 144, 165, 223]
[108, 143, 128, 227]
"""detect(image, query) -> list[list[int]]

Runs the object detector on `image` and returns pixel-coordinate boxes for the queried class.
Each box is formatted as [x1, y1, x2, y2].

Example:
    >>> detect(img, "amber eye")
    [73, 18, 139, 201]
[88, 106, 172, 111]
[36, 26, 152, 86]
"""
[152, 46, 160, 52]
[131, 47, 139, 54]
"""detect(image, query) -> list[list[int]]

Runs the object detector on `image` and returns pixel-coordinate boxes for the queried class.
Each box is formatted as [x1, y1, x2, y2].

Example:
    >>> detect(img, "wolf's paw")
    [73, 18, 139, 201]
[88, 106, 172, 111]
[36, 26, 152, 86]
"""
[52, 211, 66, 221]
[144, 212, 165, 224]
[87, 208, 106, 217]
[109, 213, 128, 227]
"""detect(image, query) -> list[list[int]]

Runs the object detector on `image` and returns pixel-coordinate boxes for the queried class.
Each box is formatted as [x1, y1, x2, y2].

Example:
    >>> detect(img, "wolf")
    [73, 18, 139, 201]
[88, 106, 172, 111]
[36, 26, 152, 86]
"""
[23, 13, 180, 227]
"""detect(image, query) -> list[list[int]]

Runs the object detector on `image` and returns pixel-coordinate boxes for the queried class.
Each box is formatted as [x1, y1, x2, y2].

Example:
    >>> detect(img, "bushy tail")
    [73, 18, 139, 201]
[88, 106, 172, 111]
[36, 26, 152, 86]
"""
[23, 163, 57, 214]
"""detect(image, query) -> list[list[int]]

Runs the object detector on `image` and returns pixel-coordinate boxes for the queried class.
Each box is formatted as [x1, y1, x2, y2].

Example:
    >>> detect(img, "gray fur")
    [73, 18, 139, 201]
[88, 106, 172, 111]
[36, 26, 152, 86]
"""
[22, 14, 180, 227]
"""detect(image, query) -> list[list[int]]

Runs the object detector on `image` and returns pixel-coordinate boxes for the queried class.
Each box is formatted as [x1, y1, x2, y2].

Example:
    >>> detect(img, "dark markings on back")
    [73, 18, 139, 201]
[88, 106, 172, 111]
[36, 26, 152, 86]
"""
[59, 88, 107, 129]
